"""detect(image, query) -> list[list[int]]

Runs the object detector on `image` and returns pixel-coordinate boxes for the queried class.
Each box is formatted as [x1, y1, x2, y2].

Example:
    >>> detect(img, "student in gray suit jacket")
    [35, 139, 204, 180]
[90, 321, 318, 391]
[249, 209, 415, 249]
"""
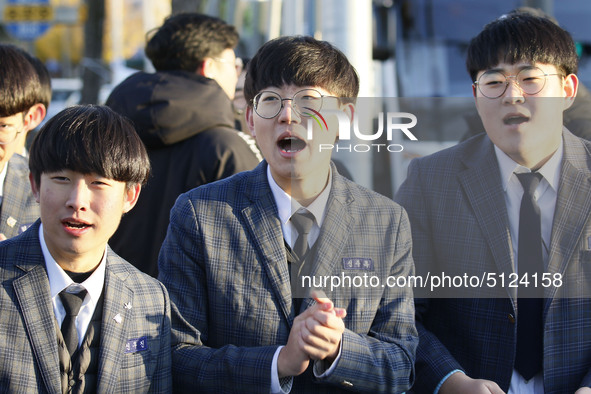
[396, 13, 591, 394]
[0, 105, 172, 393]
[159, 36, 417, 393]
[0, 44, 43, 240]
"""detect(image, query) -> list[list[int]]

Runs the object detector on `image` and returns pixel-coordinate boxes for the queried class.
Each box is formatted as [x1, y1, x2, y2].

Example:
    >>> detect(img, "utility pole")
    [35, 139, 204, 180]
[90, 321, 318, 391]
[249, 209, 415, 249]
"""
[80, 0, 105, 104]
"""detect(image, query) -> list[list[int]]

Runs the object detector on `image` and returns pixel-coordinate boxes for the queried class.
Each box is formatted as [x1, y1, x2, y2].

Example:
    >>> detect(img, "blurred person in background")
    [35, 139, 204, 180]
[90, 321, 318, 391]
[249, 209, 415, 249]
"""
[106, 13, 261, 277]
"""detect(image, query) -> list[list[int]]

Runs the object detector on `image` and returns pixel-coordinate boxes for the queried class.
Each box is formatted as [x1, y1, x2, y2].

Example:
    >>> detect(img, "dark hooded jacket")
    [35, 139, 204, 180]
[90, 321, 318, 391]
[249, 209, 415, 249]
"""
[106, 70, 261, 276]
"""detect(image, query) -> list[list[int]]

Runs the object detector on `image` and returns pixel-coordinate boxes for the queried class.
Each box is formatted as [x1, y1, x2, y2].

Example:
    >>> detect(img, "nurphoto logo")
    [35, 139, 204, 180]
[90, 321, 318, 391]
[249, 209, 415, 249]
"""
[306, 108, 419, 153]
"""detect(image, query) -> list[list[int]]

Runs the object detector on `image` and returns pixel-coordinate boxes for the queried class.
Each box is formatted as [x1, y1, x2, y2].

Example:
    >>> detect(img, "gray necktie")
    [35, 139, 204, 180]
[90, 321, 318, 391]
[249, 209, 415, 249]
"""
[59, 288, 87, 357]
[290, 210, 315, 263]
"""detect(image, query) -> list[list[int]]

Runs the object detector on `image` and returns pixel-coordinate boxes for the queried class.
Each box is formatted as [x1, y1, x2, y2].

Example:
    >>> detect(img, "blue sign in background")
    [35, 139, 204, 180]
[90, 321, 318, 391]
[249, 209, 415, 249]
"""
[4, 0, 51, 41]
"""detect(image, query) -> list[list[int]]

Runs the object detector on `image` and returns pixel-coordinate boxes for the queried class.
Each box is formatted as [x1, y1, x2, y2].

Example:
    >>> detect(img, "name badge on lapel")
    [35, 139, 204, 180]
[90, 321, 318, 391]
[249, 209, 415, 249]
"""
[125, 336, 149, 353]
[342, 258, 374, 271]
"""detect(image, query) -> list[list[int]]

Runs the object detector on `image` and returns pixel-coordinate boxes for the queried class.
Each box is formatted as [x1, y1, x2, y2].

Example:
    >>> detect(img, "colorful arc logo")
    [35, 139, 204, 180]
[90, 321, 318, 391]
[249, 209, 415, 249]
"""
[302, 107, 328, 131]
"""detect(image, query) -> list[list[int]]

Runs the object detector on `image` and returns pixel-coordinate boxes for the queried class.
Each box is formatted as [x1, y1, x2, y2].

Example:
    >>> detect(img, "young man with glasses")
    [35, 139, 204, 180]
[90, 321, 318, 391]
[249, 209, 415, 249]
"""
[159, 35, 417, 392]
[0, 44, 42, 241]
[396, 13, 591, 394]
[106, 13, 261, 277]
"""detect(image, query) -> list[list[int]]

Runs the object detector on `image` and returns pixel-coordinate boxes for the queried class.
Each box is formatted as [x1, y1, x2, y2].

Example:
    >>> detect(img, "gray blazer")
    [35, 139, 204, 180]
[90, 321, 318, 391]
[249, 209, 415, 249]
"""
[396, 129, 591, 393]
[0, 153, 39, 238]
[0, 221, 172, 393]
[159, 161, 418, 393]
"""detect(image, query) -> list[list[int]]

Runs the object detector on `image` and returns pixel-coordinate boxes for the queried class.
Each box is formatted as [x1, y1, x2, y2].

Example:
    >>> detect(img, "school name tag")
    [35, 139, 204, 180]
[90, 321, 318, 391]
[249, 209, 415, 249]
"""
[342, 258, 374, 271]
[125, 336, 149, 353]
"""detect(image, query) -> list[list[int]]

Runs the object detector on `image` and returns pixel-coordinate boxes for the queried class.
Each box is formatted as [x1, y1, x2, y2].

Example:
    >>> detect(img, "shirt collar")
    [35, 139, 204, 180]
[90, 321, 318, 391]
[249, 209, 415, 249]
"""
[0, 158, 8, 198]
[40, 223, 106, 303]
[267, 165, 332, 227]
[494, 140, 562, 192]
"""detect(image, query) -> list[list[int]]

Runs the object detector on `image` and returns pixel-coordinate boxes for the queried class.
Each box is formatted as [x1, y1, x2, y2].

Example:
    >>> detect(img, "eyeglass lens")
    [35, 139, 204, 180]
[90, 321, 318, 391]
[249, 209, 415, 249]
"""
[477, 67, 550, 98]
[254, 89, 323, 119]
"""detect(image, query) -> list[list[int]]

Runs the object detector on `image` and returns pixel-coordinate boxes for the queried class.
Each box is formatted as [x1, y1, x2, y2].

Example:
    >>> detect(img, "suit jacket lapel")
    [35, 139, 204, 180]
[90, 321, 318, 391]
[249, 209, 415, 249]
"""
[97, 254, 134, 394]
[458, 138, 517, 301]
[547, 130, 591, 300]
[1, 156, 30, 238]
[13, 227, 61, 394]
[240, 162, 294, 325]
[302, 170, 354, 308]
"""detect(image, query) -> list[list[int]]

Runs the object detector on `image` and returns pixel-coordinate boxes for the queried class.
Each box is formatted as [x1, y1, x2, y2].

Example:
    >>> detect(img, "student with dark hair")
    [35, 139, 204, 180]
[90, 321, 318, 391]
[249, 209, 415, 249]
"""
[159, 35, 417, 393]
[106, 13, 261, 277]
[461, 7, 591, 142]
[14, 47, 52, 154]
[0, 105, 172, 393]
[0, 44, 42, 241]
[396, 13, 591, 393]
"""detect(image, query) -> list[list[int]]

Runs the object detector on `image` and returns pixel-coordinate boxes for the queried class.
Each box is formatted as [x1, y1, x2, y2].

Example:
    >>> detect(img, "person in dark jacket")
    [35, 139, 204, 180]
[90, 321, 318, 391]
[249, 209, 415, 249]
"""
[106, 13, 262, 277]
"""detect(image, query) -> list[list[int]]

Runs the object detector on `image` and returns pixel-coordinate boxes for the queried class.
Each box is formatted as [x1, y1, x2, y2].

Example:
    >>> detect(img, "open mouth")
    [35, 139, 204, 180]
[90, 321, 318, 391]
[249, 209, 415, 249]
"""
[63, 220, 91, 229]
[503, 115, 529, 125]
[277, 136, 306, 153]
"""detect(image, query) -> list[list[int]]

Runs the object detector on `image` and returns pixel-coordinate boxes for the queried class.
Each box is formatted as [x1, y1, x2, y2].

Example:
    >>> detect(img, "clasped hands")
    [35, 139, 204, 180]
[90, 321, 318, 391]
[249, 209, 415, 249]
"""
[278, 291, 347, 378]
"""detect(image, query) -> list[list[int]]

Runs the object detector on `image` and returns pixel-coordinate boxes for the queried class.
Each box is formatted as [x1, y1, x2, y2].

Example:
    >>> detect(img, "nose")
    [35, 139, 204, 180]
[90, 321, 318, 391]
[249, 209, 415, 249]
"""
[66, 181, 90, 211]
[277, 98, 301, 124]
[502, 77, 525, 104]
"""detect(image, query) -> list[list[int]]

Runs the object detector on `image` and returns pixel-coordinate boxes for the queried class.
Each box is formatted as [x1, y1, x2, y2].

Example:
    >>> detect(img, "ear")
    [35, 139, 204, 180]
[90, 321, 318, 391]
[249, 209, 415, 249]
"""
[27, 103, 47, 131]
[29, 172, 40, 203]
[563, 73, 579, 110]
[472, 84, 482, 114]
[200, 57, 216, 78]
[339, 103, 356, 139]
[245, 106, 256, 138]
[122, 184, 142, 214]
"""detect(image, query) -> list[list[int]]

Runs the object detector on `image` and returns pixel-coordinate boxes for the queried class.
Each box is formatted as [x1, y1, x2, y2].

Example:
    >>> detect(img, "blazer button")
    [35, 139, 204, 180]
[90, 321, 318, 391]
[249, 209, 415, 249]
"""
[341, 380, 354, 388]
[508, 313, 516, 324]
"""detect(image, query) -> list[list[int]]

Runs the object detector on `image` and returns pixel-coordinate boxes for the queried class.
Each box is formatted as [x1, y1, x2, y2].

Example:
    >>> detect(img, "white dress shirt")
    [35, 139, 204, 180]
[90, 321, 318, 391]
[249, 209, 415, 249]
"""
[40, 223, 107, 348]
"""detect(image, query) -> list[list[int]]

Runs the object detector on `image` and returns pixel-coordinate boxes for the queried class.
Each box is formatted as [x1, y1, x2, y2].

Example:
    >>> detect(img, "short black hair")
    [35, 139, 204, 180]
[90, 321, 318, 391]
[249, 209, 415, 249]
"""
[145, 13, 239, 72]
[466, 13, 578, 82]
[0, 44, 42, 117]
[17, 48, 52, 109]
[243, 36, 359, 105]
[29, 105, 150, 188]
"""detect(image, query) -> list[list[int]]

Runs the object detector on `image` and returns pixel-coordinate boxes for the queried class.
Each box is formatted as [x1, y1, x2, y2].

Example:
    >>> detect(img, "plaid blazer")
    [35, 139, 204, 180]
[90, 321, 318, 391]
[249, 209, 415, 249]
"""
[396, 129, 591, 393]
[0, 221, 172, 393]
[158, 161, 418, 393]
[0, 153, 39, 238]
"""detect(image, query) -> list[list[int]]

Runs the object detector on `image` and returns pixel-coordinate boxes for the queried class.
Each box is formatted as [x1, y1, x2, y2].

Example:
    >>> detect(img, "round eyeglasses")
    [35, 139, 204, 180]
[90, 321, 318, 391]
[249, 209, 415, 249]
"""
[253, 89, 326, 119]
[474, 66, 564, 99]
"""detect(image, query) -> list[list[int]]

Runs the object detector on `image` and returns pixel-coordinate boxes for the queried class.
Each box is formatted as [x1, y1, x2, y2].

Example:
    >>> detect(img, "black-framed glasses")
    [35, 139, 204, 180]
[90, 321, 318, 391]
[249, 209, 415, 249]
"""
[253, 89, 327, 119]
[474, 66, 564, 99]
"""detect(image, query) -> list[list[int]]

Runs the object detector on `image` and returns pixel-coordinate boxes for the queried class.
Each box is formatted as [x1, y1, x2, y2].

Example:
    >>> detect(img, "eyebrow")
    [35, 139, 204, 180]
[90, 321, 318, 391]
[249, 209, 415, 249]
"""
[487, 64, 537, 74]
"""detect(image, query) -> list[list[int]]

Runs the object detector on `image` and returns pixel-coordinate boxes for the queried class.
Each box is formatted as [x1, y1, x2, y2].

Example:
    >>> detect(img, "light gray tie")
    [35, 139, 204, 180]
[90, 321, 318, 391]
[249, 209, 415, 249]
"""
[290, 210, 315, 262]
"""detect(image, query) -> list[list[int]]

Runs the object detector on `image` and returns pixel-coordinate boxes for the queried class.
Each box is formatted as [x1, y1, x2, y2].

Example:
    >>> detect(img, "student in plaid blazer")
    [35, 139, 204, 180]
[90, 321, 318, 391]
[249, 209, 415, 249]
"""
[0, 45, 43, 240]
[396, 13, 591, 394]
[159, 36, 417, 393]
[0, 105, 171, 393]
